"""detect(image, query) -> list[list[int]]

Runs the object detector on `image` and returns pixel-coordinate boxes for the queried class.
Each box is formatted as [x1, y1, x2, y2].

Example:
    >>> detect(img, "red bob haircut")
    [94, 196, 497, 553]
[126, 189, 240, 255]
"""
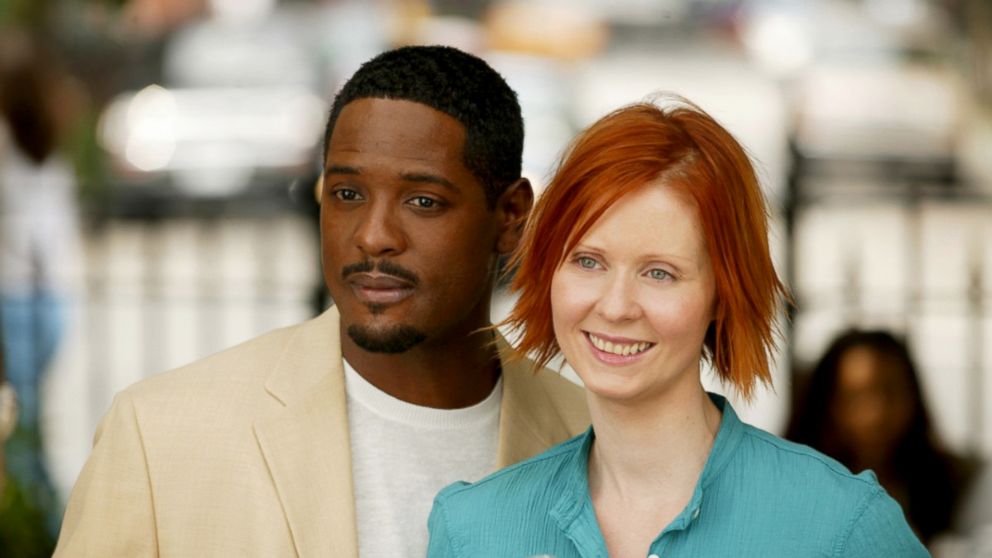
[503, 97, 788, 400]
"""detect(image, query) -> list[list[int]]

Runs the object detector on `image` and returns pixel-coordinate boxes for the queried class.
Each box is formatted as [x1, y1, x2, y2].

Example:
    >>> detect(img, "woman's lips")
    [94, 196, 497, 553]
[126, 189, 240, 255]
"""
[584, 331, 655, 364]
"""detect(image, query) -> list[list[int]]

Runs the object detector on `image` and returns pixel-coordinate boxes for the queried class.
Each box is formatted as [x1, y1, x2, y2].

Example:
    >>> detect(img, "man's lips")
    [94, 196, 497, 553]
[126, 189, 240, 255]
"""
[348, 273, 414, 305]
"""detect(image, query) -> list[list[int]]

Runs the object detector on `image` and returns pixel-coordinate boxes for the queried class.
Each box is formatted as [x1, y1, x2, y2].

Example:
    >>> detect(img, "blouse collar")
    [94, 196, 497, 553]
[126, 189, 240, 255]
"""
[549, 393, 745, 554]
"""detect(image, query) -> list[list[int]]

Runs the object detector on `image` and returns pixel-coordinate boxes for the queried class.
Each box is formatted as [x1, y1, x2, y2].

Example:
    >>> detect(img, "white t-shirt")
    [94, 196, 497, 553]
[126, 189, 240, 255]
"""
[344, 359, 501, 558]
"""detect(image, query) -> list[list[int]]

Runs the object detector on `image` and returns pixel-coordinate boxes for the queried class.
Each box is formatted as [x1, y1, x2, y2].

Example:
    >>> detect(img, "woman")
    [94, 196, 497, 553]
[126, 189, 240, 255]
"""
[426, 98, 927, 557]
[787, 329, 983, 546]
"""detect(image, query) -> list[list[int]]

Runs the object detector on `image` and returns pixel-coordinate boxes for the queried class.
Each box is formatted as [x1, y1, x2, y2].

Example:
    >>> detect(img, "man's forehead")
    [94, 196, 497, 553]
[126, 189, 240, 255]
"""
[330, 98, 466, 145]
[324, 98, 476, 185]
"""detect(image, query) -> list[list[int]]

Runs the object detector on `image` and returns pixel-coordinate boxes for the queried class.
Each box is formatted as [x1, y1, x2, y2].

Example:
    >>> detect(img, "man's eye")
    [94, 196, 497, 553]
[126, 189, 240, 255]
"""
[410, 196, 440, 209]
[333, 188, 361, 201]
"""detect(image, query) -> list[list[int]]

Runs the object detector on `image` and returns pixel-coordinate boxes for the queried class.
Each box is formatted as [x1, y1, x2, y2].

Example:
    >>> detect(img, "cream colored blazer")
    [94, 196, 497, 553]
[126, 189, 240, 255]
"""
[54, 307, 589, 557]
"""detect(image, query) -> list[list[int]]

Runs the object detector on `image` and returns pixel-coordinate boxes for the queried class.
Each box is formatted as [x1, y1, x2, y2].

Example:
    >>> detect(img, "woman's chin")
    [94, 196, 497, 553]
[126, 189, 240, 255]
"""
[580, 375, 648, 405]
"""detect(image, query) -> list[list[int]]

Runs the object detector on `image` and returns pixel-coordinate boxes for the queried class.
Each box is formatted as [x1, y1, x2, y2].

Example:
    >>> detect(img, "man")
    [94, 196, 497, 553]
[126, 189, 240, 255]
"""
[54, 46, 589, 557]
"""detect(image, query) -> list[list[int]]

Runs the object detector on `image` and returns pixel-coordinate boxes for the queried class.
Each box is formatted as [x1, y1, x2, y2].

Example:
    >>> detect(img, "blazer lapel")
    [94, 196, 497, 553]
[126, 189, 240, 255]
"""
[253, 308, 359, 558]
[496, 337, 576, 468]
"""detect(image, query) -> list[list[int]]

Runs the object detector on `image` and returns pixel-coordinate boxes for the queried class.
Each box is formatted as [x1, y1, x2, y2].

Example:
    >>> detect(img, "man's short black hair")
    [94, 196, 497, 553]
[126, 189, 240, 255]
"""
[323, 45, 524, 207]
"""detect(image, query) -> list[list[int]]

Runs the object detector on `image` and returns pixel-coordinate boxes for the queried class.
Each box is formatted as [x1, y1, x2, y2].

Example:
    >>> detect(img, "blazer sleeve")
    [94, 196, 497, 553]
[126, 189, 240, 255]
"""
[837, 486, 931, 558]
[54, 392, 159, 557]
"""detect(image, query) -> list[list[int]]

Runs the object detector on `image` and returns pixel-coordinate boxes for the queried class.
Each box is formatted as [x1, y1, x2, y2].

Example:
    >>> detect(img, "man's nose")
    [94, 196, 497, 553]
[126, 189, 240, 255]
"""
[353, 202, 407, 257]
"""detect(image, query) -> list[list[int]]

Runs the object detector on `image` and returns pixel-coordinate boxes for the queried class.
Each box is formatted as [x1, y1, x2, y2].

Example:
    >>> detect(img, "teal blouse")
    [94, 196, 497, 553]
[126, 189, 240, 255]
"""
[428, 395, 929, 557]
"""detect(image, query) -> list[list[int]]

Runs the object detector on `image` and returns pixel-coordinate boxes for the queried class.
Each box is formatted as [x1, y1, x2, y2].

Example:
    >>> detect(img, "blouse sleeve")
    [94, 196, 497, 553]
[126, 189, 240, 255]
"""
[837, 486, 931, 557]
[427, 489, 461, 558]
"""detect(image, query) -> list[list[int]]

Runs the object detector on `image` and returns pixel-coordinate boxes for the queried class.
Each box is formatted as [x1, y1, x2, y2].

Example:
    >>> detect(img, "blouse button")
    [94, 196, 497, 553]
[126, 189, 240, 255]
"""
[648, 554, 661, 558]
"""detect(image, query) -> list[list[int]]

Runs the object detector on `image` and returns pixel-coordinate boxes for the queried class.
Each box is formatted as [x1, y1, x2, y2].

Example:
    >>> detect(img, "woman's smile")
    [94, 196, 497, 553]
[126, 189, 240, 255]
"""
[584, 332, 655, 363]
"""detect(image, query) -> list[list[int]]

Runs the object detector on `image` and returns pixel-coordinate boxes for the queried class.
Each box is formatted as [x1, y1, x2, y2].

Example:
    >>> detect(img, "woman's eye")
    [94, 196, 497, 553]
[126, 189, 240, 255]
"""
[648, 268, 671, 281]
[577, 256, 598, 269]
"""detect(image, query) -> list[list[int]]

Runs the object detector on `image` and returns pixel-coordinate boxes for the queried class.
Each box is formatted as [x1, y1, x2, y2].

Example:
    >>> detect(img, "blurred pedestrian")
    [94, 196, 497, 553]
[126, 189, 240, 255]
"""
[786, 329, 982, 546]
[0, 328, 63, 558]
[1, 330, 14, 493]
[0, 29, 83, 545]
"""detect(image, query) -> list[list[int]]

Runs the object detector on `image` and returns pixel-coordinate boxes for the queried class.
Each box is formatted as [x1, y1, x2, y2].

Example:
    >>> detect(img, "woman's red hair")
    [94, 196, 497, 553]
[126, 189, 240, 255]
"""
[503, 97, 788, 400]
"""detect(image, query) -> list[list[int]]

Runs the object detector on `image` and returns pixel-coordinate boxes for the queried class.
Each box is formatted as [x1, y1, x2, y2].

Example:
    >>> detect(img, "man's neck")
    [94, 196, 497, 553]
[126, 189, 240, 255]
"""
[341, 328, 501, 409]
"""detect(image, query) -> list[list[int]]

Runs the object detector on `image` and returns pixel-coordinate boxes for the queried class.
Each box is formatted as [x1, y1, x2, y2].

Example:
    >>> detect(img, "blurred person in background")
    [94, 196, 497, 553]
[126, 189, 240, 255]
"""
[0, 28, 83, 551]
[0, 324, 56, 557]
[787, 329, 989, 549]
[427, 99, 926, 557]
[1, 330, 13, 492]
[55, 45, 588, 558]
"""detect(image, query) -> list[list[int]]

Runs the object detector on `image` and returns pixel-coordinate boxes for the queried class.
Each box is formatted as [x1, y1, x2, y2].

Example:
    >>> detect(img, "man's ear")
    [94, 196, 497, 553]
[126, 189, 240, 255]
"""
[494, 177, 534, 255]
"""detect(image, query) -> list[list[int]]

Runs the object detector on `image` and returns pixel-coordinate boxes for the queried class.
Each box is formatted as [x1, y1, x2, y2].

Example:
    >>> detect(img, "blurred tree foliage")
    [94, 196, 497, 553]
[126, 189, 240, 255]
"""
[0, 473, 58, 558]
[1, 0, 126, 27]
[0, 0, 46, 27]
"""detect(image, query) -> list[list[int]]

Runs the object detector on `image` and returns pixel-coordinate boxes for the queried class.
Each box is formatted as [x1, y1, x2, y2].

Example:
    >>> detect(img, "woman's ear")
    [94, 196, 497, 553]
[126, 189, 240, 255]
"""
[494, 177, 534, 255]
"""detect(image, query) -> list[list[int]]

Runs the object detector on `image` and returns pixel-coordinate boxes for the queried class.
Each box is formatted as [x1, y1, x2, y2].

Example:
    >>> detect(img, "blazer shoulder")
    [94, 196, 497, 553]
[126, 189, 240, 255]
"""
[100, 313, 343, 454]
[121, 308, 344, 424]
[126, 319, 305, 398]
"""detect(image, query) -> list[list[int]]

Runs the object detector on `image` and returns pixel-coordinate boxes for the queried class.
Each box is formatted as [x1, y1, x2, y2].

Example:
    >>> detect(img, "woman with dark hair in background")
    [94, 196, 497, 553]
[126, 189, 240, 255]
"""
[787, 330, 983, 547]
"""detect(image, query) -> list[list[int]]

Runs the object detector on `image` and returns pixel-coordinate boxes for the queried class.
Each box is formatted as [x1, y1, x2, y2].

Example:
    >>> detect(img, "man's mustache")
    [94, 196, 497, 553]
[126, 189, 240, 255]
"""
[341, 260, 420, 286]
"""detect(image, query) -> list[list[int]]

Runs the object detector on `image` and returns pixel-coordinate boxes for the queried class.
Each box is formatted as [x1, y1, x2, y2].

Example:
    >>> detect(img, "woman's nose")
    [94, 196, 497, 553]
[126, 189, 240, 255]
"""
[594, 273, 641, 322]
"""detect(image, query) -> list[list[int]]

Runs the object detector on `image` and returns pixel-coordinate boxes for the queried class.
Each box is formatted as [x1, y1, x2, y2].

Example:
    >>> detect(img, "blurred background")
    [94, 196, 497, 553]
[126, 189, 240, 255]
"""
[0, 0, 990, 555]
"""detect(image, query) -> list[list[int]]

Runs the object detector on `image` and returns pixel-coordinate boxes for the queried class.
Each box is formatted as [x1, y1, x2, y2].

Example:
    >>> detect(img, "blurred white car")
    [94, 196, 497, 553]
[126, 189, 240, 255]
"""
[793, 59, 966, 166]
[755, 0, 970, 169]
[99, 84, 325, 197]
[97, 1, 339, 199]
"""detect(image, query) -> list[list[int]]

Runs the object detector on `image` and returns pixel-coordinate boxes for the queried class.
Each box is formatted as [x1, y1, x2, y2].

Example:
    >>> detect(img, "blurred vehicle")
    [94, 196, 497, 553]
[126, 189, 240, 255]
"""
[99, 84, 325, 198]
[793, 56, 966, 176]
[95, 0, 331, 215]
[747, 0, 970, 181]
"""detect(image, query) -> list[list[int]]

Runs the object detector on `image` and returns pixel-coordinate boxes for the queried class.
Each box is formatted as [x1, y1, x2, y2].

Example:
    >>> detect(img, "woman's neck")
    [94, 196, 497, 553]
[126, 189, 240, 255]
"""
[588, 384, 721, 502]
[586, 381, 723, 558]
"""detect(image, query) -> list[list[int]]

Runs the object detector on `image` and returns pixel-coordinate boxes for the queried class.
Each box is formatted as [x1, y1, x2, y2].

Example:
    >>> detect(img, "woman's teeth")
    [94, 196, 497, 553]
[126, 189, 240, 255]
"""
[588, 333, 652, 356]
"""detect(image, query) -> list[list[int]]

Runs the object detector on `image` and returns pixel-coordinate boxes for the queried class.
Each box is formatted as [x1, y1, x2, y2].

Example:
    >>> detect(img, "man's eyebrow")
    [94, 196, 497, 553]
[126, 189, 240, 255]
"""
[400, 172, 456, 191]
[324, 166, 456, 191]
[325, 164, 361, 175]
